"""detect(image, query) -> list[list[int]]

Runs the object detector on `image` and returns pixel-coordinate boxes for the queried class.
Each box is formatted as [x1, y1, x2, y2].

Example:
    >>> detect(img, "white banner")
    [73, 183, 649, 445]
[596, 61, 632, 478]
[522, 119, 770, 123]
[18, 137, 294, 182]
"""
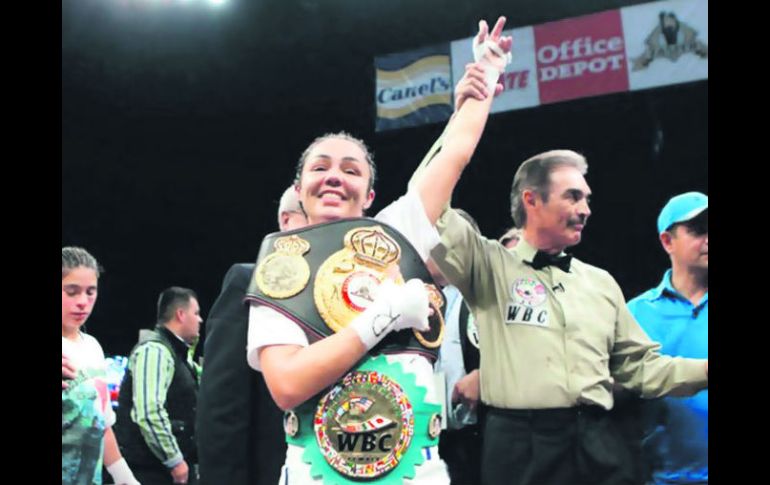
[622, 0, 708, 91]
[450, 26, 540, 114]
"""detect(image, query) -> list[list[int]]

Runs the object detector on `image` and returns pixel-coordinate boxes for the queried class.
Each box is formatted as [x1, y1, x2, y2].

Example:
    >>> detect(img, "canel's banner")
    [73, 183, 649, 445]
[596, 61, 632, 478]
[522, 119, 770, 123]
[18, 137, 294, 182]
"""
[374, 43, 453, 132]
[379, 0, 707, 128]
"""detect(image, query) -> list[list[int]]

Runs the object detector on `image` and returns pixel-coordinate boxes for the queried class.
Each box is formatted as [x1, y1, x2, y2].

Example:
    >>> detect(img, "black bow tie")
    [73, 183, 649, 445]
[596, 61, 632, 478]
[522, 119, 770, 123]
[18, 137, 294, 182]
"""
[530, 251, 572, 272]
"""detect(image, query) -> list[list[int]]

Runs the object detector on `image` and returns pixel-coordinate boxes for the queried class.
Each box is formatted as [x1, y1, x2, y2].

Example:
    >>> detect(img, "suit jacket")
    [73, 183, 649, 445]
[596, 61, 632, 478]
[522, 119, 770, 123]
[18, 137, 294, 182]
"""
[196, 263, 286, 485]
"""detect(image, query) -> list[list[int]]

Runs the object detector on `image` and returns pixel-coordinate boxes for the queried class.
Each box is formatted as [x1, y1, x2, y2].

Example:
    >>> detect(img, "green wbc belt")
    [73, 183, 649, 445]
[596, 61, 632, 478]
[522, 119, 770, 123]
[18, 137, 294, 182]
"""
[286, 355, 441, 484]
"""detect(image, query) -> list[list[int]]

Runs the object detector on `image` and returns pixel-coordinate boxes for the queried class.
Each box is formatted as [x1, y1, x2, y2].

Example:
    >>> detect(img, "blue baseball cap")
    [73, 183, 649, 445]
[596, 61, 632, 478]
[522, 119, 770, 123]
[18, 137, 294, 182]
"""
[657, 192, 708, 234]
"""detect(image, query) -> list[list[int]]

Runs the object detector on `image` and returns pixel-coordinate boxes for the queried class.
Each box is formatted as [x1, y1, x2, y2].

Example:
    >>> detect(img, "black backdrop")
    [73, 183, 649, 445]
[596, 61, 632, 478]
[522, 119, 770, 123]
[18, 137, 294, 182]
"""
[62, 0, 707, 357]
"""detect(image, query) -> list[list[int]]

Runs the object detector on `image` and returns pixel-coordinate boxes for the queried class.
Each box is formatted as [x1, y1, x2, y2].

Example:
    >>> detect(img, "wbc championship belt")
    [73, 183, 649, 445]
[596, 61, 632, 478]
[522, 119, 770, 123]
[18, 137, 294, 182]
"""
[285, 355, 442, 484]
[245, 218, 445, 359]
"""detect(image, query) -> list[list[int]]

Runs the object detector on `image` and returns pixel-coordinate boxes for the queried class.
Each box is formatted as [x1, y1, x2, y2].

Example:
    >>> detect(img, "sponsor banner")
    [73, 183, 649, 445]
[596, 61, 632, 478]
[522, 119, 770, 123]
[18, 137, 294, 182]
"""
[450, 26, 540, 114]
[534, 9, 629, 104]
[622, 0, 708, 91]
[375, 0, 707, 128]
[375, 43, 453, 132]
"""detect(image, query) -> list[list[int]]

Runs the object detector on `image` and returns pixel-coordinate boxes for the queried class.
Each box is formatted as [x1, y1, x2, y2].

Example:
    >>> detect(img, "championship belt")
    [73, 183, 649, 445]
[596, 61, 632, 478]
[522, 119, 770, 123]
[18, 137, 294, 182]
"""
[246, 218, 445, 360]
[285, 355, 442, 484]
[253, 235, 310, 299]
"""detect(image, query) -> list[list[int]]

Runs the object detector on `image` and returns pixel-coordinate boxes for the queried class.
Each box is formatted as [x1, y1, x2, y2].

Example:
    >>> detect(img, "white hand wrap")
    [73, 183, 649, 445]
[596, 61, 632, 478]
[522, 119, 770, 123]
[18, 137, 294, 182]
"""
[472, 39, 513, 92]
[351, 279, 430, 350]
[107, 458, 141, 485]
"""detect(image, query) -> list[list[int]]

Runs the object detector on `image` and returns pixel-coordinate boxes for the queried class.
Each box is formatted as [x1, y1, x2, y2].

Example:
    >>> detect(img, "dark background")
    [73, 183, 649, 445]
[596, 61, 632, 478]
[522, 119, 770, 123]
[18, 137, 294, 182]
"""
[62, 0, 707, 357]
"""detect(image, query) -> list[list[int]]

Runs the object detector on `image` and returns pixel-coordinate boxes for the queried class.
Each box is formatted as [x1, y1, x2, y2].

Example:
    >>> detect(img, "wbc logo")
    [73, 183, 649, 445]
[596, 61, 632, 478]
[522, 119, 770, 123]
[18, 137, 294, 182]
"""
[506, 278, 549, 327]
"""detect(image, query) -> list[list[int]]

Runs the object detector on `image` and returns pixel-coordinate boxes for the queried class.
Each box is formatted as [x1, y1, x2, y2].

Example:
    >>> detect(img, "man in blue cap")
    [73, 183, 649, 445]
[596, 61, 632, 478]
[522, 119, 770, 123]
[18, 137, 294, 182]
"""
[626, 191, 708, 484]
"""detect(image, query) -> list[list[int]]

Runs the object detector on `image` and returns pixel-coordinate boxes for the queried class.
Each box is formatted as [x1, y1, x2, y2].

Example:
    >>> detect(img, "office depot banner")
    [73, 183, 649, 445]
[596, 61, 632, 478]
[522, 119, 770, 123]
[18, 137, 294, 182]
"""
[534, 9, 629, 104]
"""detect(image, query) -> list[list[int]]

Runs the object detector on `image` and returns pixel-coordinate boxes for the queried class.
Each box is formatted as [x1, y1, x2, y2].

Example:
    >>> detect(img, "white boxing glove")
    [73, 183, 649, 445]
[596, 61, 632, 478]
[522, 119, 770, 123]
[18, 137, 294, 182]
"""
[106, 457, 141, 485]
[472, 39, 513, 92]
[351, 278, 430, 350]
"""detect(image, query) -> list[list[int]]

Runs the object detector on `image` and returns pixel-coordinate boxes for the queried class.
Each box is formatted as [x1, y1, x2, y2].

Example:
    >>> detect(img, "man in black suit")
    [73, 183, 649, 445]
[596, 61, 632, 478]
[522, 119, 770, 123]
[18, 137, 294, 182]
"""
[196, 186, 306, 485]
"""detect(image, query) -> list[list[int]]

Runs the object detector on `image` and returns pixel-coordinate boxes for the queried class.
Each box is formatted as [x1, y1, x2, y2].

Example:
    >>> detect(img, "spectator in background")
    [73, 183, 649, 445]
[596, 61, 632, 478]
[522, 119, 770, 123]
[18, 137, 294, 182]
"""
[277, 184, 308, 232]
[624, 192, 708, 484]
[62, 246, 140, 485]
[116, 287, 203, 484]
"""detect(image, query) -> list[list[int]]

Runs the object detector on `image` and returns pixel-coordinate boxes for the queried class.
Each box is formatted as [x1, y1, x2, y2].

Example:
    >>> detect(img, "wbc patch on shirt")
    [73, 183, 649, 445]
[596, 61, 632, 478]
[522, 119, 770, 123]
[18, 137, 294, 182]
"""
[505, 278, 549, 327]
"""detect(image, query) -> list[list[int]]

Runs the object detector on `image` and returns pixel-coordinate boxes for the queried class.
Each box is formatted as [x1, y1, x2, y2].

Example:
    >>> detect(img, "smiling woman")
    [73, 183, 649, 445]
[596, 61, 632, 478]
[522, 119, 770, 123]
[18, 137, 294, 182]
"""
[294, 134, 376, 224]
[236, 17, 512, 485]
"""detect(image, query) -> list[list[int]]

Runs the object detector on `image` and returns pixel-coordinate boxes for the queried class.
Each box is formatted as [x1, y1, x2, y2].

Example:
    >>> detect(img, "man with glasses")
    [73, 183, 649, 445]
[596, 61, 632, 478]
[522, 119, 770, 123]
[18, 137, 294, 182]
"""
[626, 191, 709, 484]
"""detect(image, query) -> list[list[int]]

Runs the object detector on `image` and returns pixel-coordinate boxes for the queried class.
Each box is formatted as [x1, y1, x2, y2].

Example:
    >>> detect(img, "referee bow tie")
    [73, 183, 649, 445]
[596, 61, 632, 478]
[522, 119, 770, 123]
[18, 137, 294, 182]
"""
[530, 251, 572, 272]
